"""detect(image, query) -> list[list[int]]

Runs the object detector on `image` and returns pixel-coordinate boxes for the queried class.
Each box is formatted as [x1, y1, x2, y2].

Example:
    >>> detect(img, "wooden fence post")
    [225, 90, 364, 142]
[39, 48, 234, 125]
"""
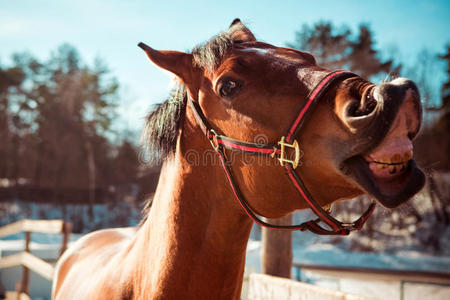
[59, 222, 72, 258]
[21, 232, 31, 295]
[261, 214, 293, 278]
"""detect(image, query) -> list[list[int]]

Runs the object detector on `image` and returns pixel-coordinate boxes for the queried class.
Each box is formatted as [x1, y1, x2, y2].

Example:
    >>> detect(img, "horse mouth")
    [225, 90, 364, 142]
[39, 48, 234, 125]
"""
[343, 137, 425, 208]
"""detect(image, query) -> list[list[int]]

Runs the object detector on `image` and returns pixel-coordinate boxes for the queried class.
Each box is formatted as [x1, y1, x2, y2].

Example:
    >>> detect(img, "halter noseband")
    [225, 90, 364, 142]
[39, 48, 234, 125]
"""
[188, 70, 376, 235]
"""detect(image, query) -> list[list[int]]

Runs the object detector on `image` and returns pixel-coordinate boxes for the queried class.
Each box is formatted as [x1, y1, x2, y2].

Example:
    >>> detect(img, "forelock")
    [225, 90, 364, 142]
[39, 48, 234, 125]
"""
[191, 23, 249, 72]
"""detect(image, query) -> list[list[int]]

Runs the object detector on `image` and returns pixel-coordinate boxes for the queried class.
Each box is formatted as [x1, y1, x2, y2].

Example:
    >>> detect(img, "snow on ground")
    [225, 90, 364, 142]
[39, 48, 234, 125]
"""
[243, 237, 450, 275]
[292, 238, 450, 272]
[2, 226, 449, 273]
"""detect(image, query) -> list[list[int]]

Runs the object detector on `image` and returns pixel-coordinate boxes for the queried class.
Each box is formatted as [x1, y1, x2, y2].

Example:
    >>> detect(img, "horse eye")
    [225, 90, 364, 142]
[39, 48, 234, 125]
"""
[218, 80, 240, 98]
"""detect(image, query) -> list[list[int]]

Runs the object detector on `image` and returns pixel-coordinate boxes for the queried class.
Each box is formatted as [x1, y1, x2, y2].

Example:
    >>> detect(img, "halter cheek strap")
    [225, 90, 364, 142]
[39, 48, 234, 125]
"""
[188, 70, 376, 235]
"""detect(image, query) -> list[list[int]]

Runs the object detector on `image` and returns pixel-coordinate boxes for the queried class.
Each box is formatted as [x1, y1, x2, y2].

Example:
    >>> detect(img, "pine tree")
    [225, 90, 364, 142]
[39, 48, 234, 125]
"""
[287, 21, 398, 79]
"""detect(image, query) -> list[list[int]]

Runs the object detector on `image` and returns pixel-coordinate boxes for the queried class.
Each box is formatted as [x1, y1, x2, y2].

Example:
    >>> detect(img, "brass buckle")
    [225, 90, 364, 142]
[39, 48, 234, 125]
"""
[277, 136, 300, 169]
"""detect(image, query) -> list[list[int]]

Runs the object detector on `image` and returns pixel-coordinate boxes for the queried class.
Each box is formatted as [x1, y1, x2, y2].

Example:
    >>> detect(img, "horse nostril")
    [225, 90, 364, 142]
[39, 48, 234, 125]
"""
[346, 96, 377, 117]
[345, 86, 378, 118]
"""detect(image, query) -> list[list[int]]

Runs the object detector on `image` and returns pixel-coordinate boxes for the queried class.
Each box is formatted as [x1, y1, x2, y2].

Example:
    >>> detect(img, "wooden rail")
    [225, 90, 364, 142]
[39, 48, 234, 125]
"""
[0, 219, 72, 296]
[4, 291, 30, 300]
[293, 263, 450, 285]
[0, 252, 54, 280]
[248, 273, 370, 300]
[0, 219, 65, 237]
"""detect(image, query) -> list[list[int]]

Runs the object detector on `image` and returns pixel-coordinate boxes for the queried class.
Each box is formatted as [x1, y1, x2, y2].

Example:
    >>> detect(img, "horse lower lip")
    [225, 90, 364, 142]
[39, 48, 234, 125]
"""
[342, 156, 425, 208]
[369, 162, 411, 195]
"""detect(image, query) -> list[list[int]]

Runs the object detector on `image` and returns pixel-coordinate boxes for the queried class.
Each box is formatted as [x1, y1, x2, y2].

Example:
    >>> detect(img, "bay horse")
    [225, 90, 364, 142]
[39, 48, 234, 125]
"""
[52, 19, 425, 299]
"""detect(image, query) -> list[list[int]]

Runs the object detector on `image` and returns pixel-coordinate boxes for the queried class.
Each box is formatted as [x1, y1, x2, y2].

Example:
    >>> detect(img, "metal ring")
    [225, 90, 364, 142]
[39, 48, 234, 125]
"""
[207, 129, 220, 151]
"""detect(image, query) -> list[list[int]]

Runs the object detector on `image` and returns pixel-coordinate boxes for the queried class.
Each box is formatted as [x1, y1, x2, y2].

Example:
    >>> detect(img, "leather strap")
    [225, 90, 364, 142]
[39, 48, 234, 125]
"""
[189, 100, 279, 156]
[187, 70, 376, 235]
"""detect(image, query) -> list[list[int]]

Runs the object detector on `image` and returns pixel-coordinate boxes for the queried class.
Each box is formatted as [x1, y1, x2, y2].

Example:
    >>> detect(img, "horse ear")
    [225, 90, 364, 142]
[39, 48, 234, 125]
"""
[229, 18, 256, 43]
[138, 42, 194, 84]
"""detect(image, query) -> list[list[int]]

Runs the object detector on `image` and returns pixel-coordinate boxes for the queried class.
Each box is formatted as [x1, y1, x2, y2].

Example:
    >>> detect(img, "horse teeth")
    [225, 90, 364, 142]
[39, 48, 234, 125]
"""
[404, 151, 413, 161]
[376, 163, 384, 170]
[392, 154, 402, 163]
[380, 157, 390, 163]
[388, 165, 396, 173]
[402, 153, 408, 161]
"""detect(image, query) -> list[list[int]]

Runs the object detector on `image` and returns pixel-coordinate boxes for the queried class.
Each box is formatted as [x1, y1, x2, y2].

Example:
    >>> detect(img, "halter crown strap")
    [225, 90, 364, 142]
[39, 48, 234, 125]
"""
[188, 70, 376, 235]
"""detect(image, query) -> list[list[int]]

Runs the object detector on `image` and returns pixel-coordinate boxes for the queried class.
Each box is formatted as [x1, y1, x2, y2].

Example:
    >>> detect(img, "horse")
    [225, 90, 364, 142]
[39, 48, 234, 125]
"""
[52, 19, 425, 299]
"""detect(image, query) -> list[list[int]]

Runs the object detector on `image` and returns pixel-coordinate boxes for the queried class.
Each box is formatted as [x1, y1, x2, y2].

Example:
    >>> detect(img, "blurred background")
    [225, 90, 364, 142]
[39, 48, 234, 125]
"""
[0, 1, 449, 299]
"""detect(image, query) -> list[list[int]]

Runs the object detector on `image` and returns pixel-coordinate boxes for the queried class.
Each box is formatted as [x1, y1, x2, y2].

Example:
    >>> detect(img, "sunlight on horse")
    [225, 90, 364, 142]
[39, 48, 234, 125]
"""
[52, 19, 425, 299]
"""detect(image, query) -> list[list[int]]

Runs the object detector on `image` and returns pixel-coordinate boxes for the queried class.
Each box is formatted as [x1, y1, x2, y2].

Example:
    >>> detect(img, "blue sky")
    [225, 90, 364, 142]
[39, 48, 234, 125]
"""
[1, 0, 449, 133]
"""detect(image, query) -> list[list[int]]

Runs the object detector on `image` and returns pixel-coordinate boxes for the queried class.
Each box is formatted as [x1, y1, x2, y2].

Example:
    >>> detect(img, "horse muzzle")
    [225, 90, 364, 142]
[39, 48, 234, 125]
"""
[341, 78, 425, 208]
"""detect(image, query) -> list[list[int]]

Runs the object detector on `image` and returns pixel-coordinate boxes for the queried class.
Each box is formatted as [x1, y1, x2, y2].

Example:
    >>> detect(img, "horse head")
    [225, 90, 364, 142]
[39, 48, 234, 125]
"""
[139, 19, 425, 225]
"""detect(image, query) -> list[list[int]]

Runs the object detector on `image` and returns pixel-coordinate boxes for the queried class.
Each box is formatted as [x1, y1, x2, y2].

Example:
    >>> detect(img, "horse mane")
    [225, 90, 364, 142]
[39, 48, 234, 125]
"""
[141, 85, 187, 162]
[142, 23, 247, 162]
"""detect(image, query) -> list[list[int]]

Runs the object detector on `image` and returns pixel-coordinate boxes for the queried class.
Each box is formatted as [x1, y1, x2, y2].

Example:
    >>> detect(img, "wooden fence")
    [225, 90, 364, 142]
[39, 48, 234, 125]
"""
[292, 263, 450, 285]
[248, 273, 370, 300]
[0, 219, 71, 299]
[292, 263, 450, 300]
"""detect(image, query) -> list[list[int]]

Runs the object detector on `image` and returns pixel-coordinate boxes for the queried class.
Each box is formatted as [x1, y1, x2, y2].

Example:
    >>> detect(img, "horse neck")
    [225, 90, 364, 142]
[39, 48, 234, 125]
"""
[133, 115, 254, 299]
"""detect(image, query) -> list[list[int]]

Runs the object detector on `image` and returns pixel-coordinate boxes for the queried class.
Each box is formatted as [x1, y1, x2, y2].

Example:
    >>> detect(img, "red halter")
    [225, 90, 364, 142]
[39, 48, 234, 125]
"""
[188, 70, 376, 235]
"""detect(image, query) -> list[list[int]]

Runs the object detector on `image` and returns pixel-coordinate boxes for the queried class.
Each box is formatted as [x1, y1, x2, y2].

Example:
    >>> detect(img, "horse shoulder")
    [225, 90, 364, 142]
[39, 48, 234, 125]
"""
[52, 227, 137, 300]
